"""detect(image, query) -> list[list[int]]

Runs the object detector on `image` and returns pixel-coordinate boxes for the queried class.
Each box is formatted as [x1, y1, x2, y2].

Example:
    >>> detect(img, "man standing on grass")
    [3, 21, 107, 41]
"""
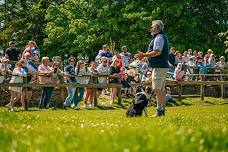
[136, 20, 169, 117]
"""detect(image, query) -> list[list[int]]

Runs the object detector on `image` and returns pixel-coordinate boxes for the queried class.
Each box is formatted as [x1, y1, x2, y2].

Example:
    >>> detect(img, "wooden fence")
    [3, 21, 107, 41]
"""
[0, 73, 227, 108]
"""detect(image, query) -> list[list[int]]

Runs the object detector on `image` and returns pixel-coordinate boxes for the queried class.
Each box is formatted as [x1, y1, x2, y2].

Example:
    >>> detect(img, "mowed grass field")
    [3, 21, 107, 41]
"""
[0, 98, 228, 152]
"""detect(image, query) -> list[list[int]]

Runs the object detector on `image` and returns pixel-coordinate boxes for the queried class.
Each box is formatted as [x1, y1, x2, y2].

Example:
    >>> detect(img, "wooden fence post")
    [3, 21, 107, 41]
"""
[200, 83, 205, 101]
[92, 75, 98, 106]
[220, 75, 225, 99]
[23, 76, 28, 110]
[117, 77, 122, 105]
[177, 83, 182, 101]
[60, 75, 65, 108]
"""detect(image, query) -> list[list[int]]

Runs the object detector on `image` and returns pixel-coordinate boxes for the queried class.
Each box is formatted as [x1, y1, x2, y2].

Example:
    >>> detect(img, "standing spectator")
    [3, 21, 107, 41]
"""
[23, 40, 40, 59]
[0, 57, 12, 83]
[38, 57, 54, 109]
[75, 60, 90, 109]
[21, 52, 38, 109]
[139, 57, 149, 81]
[7, 60, 27, 111]
[120, 46, 132, 68]
[95, 44, 113, 64]
[196, 51, 204, 66]
[5, 41, 21, 61]
[84, 61, 97, 108]
[187, 49, 193, 58]
[109, 58, 121, 104]
[96, 57, 110, 98]
[216, 56, 227, 69]
[182, 51, 189, 64]
[51, 61, 63, 84]
[5, 41, 21, 69]
[63, 57, 77, 109]
[112, 49, 123, 70]
[176, 51, 183, 64]
[169, 47, 176, 66]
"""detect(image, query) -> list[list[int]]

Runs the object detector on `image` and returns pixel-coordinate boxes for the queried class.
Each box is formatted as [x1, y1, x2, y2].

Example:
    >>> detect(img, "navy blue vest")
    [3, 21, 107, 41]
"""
[147, 31, 169, 68]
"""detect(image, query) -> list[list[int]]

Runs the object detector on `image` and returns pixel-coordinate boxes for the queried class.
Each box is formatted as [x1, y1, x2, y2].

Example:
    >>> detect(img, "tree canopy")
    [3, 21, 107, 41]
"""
[0, 0, 227, 59]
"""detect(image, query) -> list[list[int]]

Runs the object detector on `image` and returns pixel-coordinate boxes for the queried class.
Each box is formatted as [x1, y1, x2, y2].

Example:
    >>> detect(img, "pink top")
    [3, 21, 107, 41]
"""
[38, 64, 53, 84]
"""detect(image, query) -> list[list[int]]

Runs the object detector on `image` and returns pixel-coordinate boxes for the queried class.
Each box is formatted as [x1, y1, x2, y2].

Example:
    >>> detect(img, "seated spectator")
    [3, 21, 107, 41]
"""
[145, 71, 153, 95]
[0, 57, 12, 83]
[97, 57, 110, 98]
[174, 63, 185, 81]
[198, 61, 208, 74]
[95, 44, 113, 64]
[7, 60, 27, 111]
[38, 57, 54, 109]
[165, 87, 175, 103]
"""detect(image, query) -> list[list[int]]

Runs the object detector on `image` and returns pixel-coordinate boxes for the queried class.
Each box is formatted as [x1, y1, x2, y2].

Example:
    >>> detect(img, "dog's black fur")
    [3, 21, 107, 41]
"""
[126, 86, 149, 117]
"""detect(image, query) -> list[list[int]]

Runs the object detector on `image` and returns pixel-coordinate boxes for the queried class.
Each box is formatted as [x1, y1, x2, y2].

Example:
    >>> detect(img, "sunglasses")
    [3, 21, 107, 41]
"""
[18, 65, 23, 67]
[103, 61, 107, 63]
[70, 60, 75, 62]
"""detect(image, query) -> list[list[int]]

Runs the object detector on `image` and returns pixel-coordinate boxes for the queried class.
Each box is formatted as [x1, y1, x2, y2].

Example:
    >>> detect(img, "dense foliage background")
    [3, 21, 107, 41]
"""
[0, 0, 227, 59]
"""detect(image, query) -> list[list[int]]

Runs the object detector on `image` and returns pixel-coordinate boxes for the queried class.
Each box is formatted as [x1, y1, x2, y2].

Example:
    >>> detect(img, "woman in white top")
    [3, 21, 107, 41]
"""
[7, 60, 27, 111]
[74, 60, 90, 108]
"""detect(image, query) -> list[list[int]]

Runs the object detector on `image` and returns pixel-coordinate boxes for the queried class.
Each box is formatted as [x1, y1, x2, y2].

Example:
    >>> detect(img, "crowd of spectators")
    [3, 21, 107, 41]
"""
[0, 41, 227, 111]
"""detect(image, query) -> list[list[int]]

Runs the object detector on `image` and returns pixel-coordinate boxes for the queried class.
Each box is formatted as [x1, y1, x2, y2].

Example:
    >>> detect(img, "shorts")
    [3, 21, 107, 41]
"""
[97, 88, 103, 91]
[152, 68, 168, 91]
[9, 87, 22, 93]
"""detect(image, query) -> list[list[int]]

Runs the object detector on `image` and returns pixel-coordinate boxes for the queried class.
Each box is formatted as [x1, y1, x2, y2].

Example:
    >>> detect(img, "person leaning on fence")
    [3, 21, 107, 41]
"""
[96, 57, 110, 98]
[6, 60, 27, 111]
[38, 57, 54, 109]
[75, 60, 90, 109]
[21, 52, 38, 108]
[109, 57, 121, 105]
[0, 57, 12, 83]
[63, 57, 78, 109]
[136, 20, 170, 117]
[84, 61, 97, 108]
[51, 61, 63, 84]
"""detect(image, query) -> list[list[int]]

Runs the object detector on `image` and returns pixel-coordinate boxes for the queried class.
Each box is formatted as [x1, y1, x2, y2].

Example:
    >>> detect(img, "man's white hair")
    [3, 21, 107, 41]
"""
[152, 20, 164, 32]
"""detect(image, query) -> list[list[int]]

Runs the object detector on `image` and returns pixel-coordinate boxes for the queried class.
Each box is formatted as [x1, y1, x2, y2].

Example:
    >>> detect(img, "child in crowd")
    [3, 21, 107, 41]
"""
[165, 87, 175, 103]
[174, 63, 185, 81]
[84, 61, 97, 108]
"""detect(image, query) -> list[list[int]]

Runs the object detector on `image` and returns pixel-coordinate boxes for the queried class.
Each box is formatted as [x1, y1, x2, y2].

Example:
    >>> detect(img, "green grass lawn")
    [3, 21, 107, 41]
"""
[0, 99, 228, 152]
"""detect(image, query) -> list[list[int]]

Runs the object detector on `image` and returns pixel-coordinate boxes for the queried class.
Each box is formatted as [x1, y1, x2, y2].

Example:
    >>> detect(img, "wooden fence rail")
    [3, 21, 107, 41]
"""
[0, 74, 228, 107]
